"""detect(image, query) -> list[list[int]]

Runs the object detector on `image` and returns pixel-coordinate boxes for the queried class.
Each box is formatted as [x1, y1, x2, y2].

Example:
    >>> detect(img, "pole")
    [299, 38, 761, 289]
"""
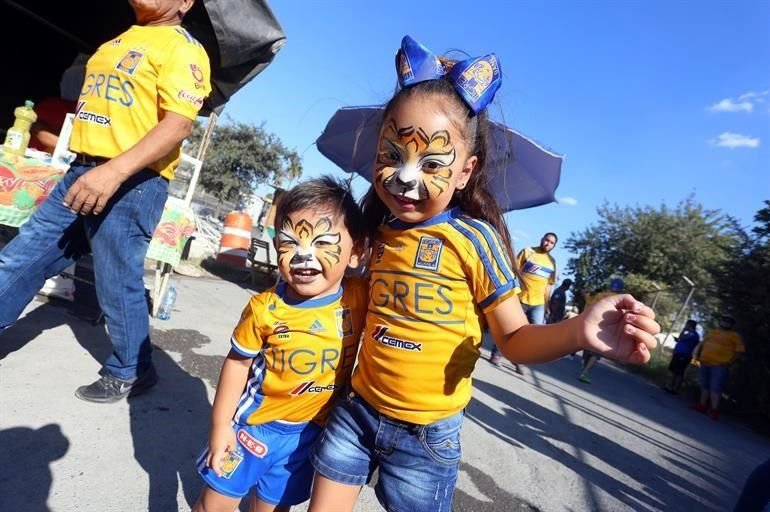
[650, 283, 662, 312]
[662, 275, 695, 349]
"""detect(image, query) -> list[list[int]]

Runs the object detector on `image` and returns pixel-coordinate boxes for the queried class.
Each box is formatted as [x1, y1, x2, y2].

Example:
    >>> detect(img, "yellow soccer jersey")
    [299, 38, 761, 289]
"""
[352, 207, 520, 425]
[70, 25, 211, 179]
[699, 329, 745, 366]
[517, 247, 556, 306]
[230, 277, 367, 426]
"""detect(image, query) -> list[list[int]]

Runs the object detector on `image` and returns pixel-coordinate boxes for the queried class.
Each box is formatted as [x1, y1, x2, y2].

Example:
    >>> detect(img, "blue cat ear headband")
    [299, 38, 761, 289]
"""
[395, 35, 502, 115]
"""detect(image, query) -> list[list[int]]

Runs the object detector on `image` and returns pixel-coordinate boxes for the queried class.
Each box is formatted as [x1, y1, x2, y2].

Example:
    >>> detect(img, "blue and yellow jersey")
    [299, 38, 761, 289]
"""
[698, 328, 745, 366]
[517, 247, 556, 306]
[70, 25, 211, 179]
[230, 277, 367, 426]
[352, 207, 520, 424]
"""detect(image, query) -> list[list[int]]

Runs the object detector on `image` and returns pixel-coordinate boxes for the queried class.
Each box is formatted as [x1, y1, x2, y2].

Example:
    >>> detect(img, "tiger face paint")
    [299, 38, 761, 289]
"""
[374, 95, 476, 223]
[376, 119, 456, 202]
[275, 209, 356, 300]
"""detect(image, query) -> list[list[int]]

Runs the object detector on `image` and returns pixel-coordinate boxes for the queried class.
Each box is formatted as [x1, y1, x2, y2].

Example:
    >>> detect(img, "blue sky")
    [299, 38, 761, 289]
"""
[221, 0, 770, 279]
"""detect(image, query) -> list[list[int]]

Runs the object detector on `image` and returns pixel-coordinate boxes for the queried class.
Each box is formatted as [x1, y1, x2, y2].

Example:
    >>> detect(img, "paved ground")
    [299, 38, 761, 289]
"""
[1, 275, 768, 511]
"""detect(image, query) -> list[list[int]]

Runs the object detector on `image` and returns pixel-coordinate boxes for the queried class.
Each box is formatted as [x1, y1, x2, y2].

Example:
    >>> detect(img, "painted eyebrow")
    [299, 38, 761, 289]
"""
[278, 231, 298, 241]
[382, 138, 406, 152]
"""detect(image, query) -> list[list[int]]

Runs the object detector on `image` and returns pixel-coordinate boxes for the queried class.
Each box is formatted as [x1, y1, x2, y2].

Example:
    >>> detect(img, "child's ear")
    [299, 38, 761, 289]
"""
[347, 240, 369, 270]
[456, 155, 478, 190]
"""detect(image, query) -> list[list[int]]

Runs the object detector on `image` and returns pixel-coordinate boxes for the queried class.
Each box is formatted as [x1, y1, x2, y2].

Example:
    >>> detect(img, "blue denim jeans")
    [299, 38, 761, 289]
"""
[312, 389, 463, 511]
[491, 302, 546, 357]
[0, 163, 167, 380]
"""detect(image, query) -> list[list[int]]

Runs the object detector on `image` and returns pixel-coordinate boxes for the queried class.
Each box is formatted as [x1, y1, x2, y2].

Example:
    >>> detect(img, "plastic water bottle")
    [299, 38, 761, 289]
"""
[157, 284, 177, 320]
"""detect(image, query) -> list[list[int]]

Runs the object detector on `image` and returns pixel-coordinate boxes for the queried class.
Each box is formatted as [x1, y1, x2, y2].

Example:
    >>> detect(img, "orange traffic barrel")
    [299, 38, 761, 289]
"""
[217, 211, 253, 267]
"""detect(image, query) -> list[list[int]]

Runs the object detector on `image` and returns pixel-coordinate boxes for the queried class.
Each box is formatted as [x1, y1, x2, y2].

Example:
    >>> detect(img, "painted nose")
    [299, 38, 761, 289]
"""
[396, 176, 418, 189]
[290, 253, 313, 265]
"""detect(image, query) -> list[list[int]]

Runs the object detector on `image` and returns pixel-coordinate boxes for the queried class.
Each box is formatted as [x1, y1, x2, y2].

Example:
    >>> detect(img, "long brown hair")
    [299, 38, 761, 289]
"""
[361, 74, 518, 269]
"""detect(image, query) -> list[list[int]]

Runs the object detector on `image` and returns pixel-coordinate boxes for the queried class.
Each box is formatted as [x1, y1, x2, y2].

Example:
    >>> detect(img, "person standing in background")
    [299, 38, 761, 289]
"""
[490, 232, 558, 372]
[664, 319, 700, 394]
[690, 314, 745, 420]
[547, 278, 572, 324]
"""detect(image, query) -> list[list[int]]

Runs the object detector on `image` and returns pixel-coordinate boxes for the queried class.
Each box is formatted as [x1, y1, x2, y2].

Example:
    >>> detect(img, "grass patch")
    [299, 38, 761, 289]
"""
[620, 346, 701, 399]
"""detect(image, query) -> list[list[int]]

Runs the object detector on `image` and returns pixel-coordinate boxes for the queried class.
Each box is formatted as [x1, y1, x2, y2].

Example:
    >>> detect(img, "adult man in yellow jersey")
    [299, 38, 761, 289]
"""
[0, 0, 210, 403]
[690, 314, 745, 420]
[490, 232, 557, 370]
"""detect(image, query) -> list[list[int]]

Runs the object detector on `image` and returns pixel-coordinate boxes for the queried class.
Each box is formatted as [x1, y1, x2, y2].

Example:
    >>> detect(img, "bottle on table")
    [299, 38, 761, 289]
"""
[3, 100, 37, 157]
[157, 284, 177, 320]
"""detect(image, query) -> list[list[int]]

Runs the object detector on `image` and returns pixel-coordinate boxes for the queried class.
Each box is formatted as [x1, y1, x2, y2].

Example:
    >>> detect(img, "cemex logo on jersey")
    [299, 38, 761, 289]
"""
[372, 325, 422, 351]
[290, 381, 337, 396]
[236, 429, 268, 458]
[75, 101, 111, 126]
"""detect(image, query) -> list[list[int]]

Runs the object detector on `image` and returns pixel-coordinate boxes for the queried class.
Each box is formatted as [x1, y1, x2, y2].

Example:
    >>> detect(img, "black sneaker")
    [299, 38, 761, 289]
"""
[75, 367, 158, 403]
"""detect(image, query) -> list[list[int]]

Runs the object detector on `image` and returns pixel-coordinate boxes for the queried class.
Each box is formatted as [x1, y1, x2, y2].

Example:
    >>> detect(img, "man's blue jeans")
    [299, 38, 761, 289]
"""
[0, 163, 168, 380]
[490, 302, 545, 358]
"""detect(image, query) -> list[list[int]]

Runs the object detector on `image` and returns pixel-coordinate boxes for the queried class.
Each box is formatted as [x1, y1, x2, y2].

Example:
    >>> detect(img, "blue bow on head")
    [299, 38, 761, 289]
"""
[395, 35, 502, 115]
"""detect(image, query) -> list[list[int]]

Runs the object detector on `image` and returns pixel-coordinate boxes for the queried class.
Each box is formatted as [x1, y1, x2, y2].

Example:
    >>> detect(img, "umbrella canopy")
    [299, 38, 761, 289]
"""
[183, 0, 286, 114]
[0, 0, 285, 120]
[317, 106, 564, 212]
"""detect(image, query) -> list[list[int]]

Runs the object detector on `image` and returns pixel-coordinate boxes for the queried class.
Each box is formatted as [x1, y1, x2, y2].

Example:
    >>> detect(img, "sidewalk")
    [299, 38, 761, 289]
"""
[1, 276, 767, 511]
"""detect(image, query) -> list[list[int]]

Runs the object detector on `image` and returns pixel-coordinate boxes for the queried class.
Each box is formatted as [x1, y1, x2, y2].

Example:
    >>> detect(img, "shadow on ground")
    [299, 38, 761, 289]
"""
[0, 301, 225, 511]
[0, 424, 69, 512]
[467, 368, 736, 511]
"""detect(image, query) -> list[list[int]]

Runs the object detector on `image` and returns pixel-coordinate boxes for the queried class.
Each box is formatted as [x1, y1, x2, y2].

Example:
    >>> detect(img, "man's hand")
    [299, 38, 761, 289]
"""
[578, 294, 660, 365]
[63, 163, 126, 216]
[206, 423, 237, 477]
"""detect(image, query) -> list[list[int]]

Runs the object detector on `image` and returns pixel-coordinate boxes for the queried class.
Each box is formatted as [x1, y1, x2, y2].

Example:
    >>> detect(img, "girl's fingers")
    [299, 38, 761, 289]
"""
[622, 324, 658, 357]
[612, 294, 656, 320]
[624, 312, 661, 336]
[628, 342, 650, 364]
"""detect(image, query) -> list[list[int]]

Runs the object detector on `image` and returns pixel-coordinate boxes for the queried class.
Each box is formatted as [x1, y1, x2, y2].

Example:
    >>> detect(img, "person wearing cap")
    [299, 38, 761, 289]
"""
[690, 314, 745, 420]
[579, 277, 625, 383]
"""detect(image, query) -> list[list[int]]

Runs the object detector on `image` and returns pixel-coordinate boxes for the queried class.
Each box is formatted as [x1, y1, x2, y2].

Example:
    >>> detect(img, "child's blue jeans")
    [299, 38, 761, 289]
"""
[312, 388, 463, 511]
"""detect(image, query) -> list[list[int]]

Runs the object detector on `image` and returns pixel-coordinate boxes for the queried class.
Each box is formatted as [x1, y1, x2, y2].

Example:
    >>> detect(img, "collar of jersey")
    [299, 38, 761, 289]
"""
[387, 206, 464, 230]
[276, 281, 343, 308]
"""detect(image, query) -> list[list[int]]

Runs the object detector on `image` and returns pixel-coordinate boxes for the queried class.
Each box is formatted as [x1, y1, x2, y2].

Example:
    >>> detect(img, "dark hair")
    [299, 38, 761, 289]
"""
[275, 175, 366, 246]
[544, 232, 558, 243]
[562, 278, 573, 287]
[361, 70, 518, 268]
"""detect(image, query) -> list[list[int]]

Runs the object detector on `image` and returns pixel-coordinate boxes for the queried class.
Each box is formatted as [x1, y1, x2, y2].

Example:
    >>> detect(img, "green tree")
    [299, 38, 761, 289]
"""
[565, 196, 742, 326]
[716, 201, 770, 418]
[185, 119, 302, 204]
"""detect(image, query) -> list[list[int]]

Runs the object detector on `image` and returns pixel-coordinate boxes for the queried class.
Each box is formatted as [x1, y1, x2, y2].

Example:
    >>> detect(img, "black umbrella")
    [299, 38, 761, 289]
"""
[0, 0, 285, 117]
[183, 0, 286, 113]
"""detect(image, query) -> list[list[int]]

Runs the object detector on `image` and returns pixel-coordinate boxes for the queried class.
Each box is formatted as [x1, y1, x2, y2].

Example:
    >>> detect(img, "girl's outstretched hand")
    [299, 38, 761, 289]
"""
[579, 294, 660, 364]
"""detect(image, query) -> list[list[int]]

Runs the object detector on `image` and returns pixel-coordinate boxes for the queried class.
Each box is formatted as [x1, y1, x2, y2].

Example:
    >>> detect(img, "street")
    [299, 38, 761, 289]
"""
[1, 275, 767, 511]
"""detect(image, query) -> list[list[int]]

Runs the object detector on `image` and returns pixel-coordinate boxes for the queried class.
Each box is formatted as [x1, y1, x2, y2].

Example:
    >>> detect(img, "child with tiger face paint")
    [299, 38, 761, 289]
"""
[193, 177, 368, 512]
[309, 36, 660, 512]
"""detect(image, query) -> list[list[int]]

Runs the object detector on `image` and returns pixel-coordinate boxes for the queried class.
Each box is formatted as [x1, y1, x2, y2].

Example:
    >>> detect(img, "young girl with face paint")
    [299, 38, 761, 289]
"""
[193, 177, 368, 512]
[308, 36, 661, 512]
